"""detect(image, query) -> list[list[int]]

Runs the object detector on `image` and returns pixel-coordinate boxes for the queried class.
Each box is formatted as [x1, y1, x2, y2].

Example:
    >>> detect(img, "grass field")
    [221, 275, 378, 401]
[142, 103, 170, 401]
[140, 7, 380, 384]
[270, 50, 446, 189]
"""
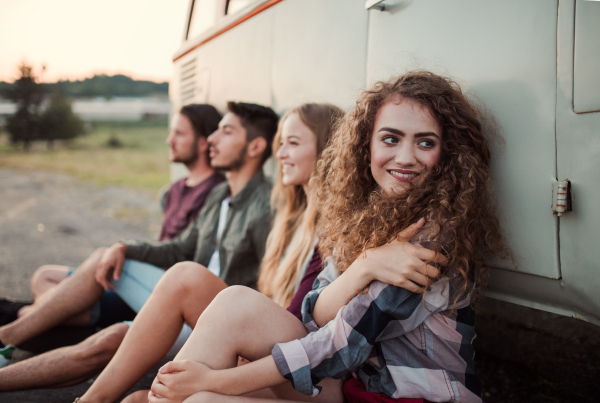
[0, 120, 171, 194]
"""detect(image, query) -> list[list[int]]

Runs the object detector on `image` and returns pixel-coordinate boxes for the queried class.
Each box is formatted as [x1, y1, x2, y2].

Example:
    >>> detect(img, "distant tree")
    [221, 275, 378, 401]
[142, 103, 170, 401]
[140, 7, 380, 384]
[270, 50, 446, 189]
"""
[39, 91, 84, 149]
[5, 61, 44, 150]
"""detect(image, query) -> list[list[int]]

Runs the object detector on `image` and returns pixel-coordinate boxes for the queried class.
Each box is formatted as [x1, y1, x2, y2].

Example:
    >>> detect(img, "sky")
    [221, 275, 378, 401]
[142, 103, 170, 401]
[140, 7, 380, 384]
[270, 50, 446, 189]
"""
[0, 0, 190, 83]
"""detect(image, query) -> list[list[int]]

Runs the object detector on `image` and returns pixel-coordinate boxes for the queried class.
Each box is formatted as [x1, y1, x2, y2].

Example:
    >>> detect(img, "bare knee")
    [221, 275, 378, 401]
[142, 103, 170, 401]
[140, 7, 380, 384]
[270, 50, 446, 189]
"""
[156, 262, 212, 295]
[98, 322, 129, 351]
[198, 286, 258, 327]
[72, 322, 128, 365]
[122, 390, 149, 403]
[31, 265, 52, 287]
[30, 265, 70, 296]
[30, 265, 51, 294]
[214, 285, 257, 308]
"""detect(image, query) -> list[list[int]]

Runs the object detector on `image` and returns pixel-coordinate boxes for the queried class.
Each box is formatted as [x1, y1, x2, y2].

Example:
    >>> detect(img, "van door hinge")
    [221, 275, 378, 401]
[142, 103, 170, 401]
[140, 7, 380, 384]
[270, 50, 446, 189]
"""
[552, 179, 572, 217]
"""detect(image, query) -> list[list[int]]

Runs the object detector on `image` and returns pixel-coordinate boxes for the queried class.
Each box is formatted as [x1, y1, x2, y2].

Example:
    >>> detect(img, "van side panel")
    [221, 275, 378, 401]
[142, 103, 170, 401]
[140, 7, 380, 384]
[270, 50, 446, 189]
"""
[198, 8, 274, 108]
[271, 0, 369, 111]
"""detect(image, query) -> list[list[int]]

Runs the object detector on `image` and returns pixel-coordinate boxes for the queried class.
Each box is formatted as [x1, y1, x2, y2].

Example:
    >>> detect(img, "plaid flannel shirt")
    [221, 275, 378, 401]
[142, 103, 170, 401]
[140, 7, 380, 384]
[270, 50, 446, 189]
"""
[271, 255, 482, 403]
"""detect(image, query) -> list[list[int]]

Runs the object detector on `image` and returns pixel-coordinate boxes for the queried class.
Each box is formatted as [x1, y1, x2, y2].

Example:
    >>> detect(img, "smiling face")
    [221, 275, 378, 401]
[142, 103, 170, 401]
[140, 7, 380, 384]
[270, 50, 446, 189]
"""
[207, 112, 249, 171]
[370, 97, 443, 194]
[166, 114, 199, 165]
[276, 112, 317, 187]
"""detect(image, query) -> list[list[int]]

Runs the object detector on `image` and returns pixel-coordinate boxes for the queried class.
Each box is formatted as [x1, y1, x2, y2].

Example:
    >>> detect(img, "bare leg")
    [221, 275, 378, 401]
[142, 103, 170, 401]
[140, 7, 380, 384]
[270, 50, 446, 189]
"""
[0, 323, 127, 391]
[0, 248, 106, 346]
[18, 265, 92, 326]
[171, 286, 343, 402]
[30, 265, 71, 299]
[80, 262, 227, 403]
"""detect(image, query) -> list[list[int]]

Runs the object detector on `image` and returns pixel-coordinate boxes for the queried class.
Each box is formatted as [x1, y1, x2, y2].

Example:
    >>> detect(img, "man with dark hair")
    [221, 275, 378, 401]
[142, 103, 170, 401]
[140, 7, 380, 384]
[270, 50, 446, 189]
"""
[225, 101, 278, 162]
[160, 104, 225, 241]
[0, 102, 278, 394]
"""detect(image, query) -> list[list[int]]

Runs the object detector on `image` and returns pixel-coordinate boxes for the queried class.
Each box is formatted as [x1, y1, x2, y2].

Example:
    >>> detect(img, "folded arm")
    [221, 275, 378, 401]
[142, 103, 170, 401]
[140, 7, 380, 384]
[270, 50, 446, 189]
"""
[310, 219, 444, 327]
[274, 278, 451, 396]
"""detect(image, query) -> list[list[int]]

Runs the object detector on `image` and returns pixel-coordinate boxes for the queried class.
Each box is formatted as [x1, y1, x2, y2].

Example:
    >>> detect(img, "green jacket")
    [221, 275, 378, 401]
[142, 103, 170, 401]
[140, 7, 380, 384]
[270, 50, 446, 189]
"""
[123, 171, 272, 289]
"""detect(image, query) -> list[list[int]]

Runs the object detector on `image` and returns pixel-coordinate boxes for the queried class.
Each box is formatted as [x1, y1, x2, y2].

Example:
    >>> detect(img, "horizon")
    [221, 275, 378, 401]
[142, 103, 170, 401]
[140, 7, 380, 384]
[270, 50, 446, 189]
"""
[0, 0, 189, 84]
[0, 72, 169, 85]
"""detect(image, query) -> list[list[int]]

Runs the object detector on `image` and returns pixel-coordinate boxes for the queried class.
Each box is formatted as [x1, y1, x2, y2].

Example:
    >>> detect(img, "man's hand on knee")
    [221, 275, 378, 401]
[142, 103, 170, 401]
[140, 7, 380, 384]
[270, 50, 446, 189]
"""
[95, 243, 127, 291]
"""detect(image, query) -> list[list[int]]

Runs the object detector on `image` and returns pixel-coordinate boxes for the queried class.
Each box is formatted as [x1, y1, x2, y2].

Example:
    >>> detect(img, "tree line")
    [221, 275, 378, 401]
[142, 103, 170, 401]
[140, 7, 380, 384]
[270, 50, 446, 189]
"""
[1, 73, 168, 100]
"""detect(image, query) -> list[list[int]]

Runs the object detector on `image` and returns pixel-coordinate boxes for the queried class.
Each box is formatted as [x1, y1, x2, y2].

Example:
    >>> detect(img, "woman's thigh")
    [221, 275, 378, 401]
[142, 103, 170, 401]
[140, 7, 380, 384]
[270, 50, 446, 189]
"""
[178, 286, 344, 402]
[177, 286, 308, 362]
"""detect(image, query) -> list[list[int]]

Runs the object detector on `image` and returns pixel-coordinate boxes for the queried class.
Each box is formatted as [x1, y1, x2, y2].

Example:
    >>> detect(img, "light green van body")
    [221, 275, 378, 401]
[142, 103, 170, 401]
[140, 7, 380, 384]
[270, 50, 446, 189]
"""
[171, 0, 600, 324]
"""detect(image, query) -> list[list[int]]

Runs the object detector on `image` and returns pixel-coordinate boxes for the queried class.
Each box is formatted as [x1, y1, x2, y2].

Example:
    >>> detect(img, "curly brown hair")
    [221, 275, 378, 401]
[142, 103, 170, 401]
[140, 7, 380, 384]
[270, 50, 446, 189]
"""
[313, 71, 510, 305]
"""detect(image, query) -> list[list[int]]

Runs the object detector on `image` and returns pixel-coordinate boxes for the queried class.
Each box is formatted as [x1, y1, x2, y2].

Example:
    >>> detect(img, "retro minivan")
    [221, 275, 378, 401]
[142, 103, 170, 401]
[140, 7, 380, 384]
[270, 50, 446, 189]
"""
[170, 0, 600, 326]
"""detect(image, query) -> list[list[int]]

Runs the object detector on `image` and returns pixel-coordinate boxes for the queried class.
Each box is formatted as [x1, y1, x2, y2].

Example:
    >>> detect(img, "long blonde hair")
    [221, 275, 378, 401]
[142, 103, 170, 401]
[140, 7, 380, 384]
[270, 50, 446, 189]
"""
[258, 103, 342, 308]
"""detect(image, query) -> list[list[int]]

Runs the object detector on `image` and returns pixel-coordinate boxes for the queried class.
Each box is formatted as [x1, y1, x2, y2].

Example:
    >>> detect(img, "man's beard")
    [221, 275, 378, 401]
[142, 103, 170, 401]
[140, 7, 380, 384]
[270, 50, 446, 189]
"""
[172, 140, 200, 167]
[211, 144, 247, 172]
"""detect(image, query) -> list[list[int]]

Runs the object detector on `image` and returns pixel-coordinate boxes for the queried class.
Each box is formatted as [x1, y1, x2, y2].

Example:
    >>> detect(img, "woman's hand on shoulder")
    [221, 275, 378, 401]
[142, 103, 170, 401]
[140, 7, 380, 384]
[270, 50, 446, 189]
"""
[359, 218, 445, 293]
[149, 360, 214, 403]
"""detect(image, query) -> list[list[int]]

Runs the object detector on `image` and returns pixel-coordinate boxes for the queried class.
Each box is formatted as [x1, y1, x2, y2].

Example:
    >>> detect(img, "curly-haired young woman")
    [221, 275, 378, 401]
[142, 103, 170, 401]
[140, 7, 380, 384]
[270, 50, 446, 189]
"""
[140, 71, 507, 403]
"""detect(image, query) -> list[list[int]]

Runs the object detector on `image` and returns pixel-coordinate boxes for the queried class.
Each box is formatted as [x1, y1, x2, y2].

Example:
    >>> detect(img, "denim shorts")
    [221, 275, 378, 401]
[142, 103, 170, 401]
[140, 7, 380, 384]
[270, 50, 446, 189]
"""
[69, 259, 165, 328]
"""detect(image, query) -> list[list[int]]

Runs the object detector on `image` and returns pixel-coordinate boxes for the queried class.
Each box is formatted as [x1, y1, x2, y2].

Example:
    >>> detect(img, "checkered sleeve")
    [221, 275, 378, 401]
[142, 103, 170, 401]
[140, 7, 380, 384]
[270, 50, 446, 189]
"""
[272, 278, 453, 396]
[299, 257, 337, 331]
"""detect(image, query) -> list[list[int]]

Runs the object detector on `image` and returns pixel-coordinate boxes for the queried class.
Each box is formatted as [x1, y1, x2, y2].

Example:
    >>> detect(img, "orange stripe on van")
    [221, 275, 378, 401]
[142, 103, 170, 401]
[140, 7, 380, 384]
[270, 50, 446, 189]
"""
[173, 0, 285, 62]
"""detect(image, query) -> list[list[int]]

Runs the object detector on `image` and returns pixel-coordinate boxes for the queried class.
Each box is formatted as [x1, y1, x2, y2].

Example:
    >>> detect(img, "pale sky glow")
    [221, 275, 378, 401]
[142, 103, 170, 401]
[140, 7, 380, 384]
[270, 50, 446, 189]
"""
[0, 0, 190, 83]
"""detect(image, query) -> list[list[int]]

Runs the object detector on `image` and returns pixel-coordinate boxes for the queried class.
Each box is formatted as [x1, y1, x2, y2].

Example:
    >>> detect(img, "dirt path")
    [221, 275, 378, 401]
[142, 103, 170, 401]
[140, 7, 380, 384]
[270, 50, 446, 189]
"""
[0, 168, 162, 300]
[0, 168, 164, 402]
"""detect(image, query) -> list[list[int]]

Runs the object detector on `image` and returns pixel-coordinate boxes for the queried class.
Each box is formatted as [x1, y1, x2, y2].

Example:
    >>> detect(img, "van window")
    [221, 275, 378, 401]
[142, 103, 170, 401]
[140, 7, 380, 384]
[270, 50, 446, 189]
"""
[573, 0, 600, 113]
[187, 0, 221, 40]
[225, 0, 256, 15]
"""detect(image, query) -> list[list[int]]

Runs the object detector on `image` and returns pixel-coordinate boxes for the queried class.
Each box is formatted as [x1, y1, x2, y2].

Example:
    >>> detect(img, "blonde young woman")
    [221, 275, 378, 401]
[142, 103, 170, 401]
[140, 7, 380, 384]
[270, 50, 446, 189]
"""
[77, 102, 441, 403]
[144, 72, 509, 403]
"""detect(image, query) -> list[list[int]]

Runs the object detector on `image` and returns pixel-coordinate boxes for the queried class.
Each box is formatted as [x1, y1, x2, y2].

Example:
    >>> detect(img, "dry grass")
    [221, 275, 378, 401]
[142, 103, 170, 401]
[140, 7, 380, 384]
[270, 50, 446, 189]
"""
[0, 120, 171, 193]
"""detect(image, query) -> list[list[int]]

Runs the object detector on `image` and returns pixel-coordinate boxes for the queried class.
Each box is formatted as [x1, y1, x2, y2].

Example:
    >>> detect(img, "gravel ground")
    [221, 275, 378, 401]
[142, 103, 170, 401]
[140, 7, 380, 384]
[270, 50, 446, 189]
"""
[0, 168, 163, 301]
[0, 168, 163, 402]
[0, 168, 598, 402]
